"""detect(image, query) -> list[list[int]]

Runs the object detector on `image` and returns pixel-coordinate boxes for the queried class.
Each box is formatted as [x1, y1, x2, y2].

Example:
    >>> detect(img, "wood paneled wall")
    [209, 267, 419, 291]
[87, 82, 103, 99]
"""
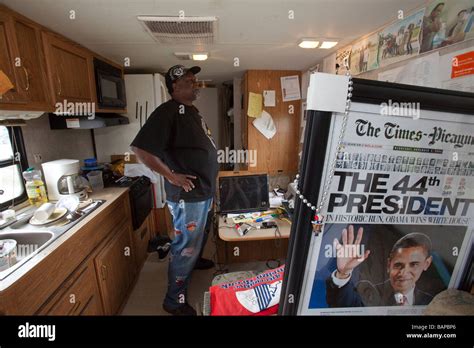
[242, 70, 301, 175]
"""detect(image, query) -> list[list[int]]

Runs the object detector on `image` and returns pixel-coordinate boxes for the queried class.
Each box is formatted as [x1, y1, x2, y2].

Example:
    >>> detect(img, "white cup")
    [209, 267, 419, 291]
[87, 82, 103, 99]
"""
[33, 202, 55, 222]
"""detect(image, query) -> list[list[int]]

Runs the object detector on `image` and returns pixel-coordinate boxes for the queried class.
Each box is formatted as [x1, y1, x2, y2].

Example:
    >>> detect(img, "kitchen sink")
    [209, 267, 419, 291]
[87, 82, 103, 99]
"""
[0, 231, 54, 280]
[0, 231, 54, 252]
[0, 199, 105, 281]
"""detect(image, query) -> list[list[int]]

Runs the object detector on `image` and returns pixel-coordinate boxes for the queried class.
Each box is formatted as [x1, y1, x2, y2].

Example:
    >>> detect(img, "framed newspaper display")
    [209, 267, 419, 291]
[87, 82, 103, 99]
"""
[279, 76, 474, 315]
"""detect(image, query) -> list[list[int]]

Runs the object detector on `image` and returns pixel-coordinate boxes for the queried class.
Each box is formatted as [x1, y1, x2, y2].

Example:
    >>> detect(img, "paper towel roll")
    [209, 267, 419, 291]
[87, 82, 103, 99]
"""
[33, 203, 55, 222]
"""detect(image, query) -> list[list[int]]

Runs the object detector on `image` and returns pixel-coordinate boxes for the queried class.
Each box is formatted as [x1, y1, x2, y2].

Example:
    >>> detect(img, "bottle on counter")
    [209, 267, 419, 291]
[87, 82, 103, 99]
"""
[22, 167, 48, 206]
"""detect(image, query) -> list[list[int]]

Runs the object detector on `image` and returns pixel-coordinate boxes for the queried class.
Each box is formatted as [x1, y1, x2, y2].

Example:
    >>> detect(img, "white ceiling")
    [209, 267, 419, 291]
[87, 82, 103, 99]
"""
[2, 0, 427, 83]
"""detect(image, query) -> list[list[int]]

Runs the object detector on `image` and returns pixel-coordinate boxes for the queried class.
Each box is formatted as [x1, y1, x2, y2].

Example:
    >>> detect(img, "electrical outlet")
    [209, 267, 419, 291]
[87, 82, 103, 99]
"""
[33, 154, 42, 163]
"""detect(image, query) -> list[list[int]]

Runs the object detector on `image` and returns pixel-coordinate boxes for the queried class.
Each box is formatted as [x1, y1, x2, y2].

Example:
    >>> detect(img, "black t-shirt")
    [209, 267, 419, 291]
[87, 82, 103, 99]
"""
[130, 99, 218, 202]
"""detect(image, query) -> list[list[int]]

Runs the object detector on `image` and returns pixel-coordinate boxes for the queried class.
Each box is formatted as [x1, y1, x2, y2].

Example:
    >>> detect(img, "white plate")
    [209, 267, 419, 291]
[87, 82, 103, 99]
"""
[29, 208, 68, 226]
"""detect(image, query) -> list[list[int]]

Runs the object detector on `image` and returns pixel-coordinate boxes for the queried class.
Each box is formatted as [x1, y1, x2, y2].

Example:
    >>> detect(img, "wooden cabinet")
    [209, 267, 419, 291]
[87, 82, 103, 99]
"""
[133, 213, 152, 272]
[38, 258, 103, 315]
[242, 70, 301, 174]
[78, 294, 103, 315]
[0, 10, 27, 105]
[216, 238, 289, 264]
[12, 17, 51, 108]
[42, 32, 95, 104]
[0, 8, 51, 109]
[0, 189, 136, 316]
[94, 222, 135, 315]
[0, 4, 126, 112]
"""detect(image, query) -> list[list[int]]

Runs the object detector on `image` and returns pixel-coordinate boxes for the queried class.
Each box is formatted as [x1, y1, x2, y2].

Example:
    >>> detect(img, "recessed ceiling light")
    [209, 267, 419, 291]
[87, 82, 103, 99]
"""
[320, 41, 338, 49]
[298, 39, 319, 49]
[192, 53, 208, 61]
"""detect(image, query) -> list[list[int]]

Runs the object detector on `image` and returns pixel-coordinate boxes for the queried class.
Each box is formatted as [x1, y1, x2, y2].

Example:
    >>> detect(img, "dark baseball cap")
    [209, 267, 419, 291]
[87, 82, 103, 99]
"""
[165, 64, 201, 94]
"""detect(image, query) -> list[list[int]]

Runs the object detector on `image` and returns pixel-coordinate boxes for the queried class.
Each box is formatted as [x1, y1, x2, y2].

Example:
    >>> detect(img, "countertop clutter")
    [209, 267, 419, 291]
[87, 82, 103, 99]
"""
[0, 187, 137, 315]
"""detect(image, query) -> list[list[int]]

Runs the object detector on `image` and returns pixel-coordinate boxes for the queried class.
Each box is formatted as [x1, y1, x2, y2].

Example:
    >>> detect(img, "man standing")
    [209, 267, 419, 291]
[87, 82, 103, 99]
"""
[130, 65, 218, 315]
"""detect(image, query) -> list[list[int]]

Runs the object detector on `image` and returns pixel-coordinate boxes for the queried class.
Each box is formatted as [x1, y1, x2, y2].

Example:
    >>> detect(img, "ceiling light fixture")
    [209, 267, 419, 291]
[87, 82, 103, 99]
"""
[173, 52, 209, 61]
[298, 38, 338, 49]
[298, 39, 319, 49]
[192, 53, 208, 61]
[320, 41, 338, 49]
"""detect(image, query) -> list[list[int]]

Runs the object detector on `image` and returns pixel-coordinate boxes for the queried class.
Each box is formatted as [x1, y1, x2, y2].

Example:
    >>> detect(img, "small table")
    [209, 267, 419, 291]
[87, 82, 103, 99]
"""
[216, 215, 291, 263]
[218, 216, 291, 241]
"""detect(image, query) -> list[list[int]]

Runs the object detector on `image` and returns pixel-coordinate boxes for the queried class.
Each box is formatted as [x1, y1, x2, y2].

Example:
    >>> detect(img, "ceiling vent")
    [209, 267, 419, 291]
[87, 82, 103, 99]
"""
[137, 16, 218, 44]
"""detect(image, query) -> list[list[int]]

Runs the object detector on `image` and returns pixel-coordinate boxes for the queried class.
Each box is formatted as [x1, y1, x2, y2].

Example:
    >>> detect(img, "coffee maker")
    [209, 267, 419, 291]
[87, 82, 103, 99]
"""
[42, 159, 88, 201]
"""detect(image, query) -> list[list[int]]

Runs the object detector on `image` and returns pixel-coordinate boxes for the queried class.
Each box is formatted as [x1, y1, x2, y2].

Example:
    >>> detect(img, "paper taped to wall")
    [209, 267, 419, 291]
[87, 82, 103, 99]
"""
[252, 110, 276, 139]
[263, 90, 276, 107]
[248, 92, 263, 118]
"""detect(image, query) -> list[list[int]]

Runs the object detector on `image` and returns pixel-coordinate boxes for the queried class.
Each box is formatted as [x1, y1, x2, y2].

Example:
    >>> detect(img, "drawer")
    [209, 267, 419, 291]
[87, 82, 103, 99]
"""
[39, 258, 103, 315]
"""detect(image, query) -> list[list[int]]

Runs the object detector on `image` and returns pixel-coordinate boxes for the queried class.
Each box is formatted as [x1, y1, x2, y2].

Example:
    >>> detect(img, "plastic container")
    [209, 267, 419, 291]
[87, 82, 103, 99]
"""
[84, 158, 98, 168]
[0, 239, 17, 272]
[86, 170, 104, 191]
[22, 167, 48, 207]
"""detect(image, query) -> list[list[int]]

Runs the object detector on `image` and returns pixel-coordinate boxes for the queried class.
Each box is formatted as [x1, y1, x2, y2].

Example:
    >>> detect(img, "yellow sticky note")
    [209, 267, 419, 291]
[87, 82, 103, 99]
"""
[247, 92, 263, 118]
[0, 70, 14, 96]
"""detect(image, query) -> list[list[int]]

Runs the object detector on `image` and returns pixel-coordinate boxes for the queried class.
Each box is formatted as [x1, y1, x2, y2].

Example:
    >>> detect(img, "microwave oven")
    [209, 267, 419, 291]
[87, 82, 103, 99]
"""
[93, 58, 127, 109]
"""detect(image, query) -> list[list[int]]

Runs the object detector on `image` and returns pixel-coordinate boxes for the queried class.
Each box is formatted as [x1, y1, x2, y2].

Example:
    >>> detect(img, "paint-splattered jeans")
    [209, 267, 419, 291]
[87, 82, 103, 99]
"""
[163, 198, 213, 309]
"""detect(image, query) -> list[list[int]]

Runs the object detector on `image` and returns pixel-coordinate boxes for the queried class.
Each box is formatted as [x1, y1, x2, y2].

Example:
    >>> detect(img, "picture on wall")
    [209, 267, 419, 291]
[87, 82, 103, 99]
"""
[379, 8, 425, 67]
[420, 0, 474, 54]
[350, 33, 380, 75]
[335, 46, 352, 75]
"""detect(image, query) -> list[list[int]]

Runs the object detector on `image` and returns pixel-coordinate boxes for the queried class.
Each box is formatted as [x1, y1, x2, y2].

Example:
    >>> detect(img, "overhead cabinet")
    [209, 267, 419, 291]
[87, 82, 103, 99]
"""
[12, 16, 51, 108]
[42, 32, 95, 104]
[0, 10, 28, 106]
[0, 8, 50, 109]
[0, 4, 125, 113]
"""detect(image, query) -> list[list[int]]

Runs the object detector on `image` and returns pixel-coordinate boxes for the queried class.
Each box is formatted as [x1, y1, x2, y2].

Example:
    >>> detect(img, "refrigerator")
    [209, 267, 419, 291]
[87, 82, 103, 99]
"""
[94, 74, 170, 208]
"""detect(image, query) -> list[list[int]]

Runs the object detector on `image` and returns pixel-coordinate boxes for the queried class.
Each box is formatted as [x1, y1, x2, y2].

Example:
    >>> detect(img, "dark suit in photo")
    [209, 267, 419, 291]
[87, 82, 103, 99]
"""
[326, 276, 433, 307]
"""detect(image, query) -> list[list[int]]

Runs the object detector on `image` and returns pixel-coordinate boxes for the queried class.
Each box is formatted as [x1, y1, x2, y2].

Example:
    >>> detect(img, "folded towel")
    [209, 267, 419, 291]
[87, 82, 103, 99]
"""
[0, 70, 14, 96]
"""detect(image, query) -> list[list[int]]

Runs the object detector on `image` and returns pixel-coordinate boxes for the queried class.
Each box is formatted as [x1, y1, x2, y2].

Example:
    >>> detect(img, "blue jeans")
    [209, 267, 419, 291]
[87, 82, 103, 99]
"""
[163, 198, 213, 309]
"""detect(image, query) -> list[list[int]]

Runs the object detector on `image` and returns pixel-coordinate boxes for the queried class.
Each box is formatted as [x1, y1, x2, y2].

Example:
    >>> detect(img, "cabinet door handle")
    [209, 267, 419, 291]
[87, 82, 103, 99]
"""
[101, 264, 107, 280]
[139, 104, 143, 128]
[22, 66, 30, 91]
[57, 75, 62, 96]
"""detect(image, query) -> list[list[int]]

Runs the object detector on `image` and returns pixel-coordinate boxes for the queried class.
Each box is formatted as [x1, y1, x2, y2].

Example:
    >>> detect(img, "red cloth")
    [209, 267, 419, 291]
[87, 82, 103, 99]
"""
[210, 265, 285, 316]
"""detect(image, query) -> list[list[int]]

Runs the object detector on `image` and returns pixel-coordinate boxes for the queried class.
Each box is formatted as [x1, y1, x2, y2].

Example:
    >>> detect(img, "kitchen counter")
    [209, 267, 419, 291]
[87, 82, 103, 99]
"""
[0, 187, 129, 291]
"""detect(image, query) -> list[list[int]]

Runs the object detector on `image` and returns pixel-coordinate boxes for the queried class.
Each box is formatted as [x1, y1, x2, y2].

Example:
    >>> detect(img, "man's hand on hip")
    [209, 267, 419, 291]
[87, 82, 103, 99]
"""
[167, 172, 197, 192]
